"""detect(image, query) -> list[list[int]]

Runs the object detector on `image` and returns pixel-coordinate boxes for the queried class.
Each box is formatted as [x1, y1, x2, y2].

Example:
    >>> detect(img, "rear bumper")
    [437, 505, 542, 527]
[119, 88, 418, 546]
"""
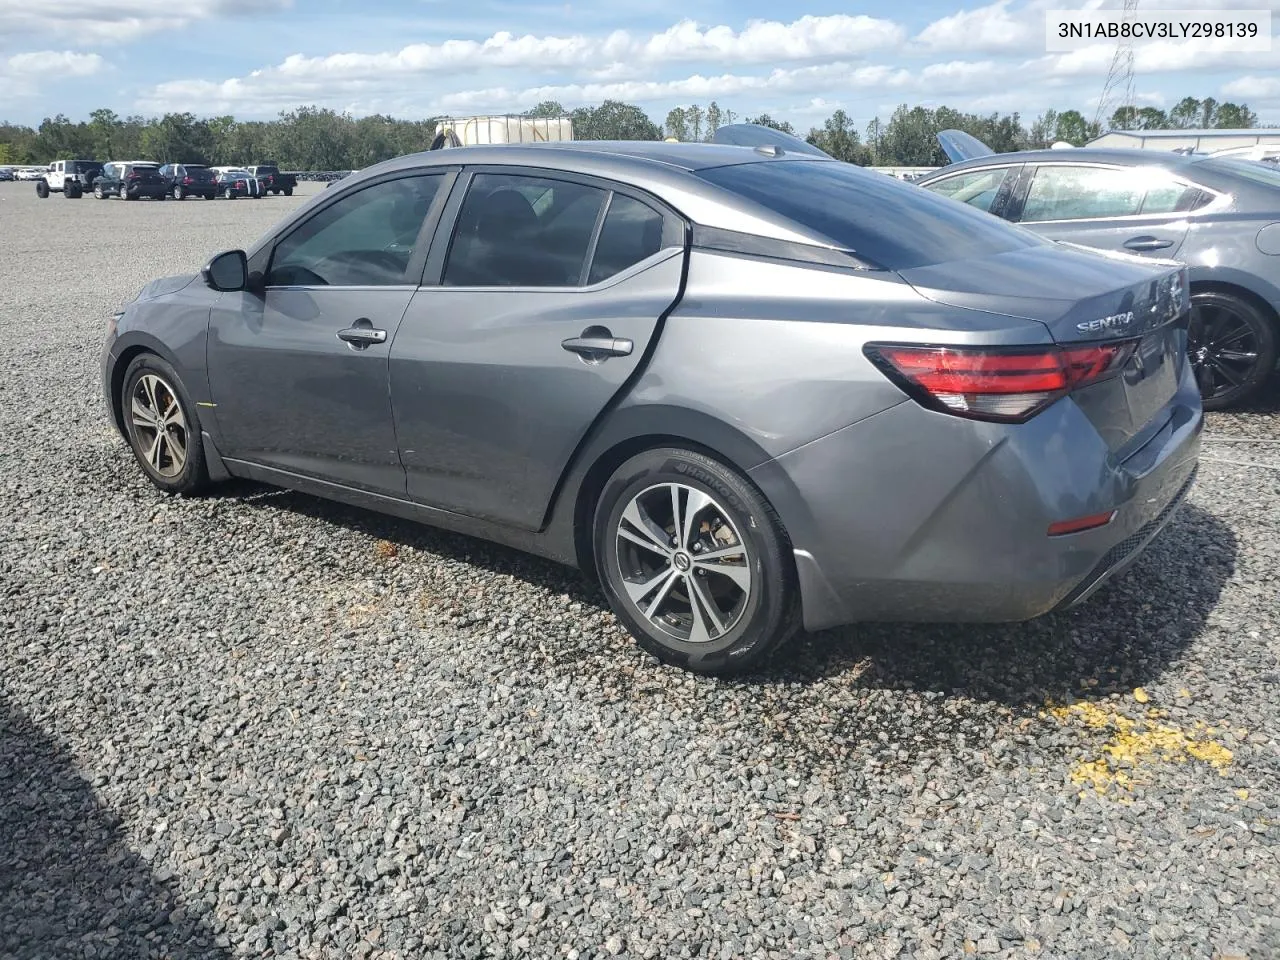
[751, 360, 1203, 631]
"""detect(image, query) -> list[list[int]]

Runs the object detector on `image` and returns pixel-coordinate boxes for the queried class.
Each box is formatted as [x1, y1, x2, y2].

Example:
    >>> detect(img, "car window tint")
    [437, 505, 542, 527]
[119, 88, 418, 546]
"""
[697, 160, 1043, 270]
[1141, 177, 1211, 214]
[1021, 166, 1144, 222]
[443, 173, 607, 287]
[923, 167, 1012, 214]
[588, 194, 665, 284]
[268, 174, 444, 287]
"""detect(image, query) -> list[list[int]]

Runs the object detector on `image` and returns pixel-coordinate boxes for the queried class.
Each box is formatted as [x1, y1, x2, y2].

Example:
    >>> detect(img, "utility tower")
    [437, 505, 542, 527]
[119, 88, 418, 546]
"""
[1093, 0, 1140, 131]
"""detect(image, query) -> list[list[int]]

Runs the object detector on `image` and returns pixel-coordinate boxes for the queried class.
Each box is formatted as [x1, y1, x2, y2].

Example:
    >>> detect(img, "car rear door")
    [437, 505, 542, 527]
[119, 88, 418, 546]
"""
[388, 167, 687, 529]
[207, 170, 454, 493]
[1008, 162, 1203, 259]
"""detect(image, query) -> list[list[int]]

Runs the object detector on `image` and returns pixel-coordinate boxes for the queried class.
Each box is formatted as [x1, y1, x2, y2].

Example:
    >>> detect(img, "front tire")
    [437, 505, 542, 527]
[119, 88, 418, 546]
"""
[95, 184, 106, 199]
[118, 184, 128, 200]
[120, 354, 210, 495]
[36, 180, 49, 198]
[1189, 290, 1277, 410]
[593, 447, 799, 675]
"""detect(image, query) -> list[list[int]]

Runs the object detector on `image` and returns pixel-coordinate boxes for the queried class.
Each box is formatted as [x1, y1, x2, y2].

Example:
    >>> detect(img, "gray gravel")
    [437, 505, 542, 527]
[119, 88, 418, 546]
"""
[1, 178, 1278, 960]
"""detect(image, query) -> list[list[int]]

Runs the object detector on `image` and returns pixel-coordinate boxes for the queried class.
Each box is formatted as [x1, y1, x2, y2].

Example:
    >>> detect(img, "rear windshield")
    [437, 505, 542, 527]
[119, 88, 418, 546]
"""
[697, 160, 1046, 270]
[1194, 156, 1280, 190]
[69, 161, 101, 174]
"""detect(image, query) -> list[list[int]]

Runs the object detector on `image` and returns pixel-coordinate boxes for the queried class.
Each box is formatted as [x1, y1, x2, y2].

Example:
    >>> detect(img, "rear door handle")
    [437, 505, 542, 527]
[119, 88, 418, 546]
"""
[1123, 236, 1174, 251]
[561, 335, 633, 359]
[337, 321, 388, 347]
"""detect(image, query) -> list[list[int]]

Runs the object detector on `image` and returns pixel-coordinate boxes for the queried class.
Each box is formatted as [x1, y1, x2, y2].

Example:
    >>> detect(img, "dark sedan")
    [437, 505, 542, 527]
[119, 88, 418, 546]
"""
[916, 143, 1280, 409]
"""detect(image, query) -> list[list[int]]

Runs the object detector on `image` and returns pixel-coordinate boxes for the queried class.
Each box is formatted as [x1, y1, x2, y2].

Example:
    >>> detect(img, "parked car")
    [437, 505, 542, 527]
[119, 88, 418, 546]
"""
[102, 142, 1200, 675]
[15, 167, 45, 181]
[246, 164, 296, 196]
[95, 161, 167, 200]
[211, 167, 263, 199]
[916, 135, 1280, 409]
[160, 163, 218, 200]
[36, 159, 102, 198]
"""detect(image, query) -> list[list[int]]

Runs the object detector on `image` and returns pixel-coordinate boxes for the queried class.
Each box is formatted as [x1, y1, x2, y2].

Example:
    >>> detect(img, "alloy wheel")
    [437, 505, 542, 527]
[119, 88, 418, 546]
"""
[1188, 301, 1261, 402]
[130, 374, 188, 478]
[613, 482, 752, 644]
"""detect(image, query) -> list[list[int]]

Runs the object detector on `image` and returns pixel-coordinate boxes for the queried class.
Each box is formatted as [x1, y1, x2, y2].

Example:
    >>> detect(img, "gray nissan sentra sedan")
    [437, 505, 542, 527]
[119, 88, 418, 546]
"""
[102, 141, 1202, 674]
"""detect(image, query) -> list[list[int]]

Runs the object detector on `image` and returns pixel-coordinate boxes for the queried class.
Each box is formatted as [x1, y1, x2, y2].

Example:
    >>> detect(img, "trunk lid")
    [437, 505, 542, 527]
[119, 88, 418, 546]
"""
[898, 243, 1190, 452]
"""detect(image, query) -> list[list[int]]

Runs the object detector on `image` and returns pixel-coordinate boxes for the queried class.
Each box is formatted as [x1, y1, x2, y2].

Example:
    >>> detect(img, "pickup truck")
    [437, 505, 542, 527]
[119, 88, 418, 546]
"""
[247, 164, 297, 196]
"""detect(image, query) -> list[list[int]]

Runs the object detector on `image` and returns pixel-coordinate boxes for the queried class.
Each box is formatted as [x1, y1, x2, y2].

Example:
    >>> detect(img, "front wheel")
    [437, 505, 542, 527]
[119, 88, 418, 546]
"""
[118, 184, 128, 200]
[593, 447, 799, 675]
[1188, 290, 1278, 410]
[120, 354, 210, 495]
[35, 180, 49, 198]
[95, 184, 106, 199]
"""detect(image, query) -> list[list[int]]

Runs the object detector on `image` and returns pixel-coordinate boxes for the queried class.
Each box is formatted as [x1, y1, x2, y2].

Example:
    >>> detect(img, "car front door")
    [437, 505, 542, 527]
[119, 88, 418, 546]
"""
[207, 170, 454, 493]
[1008, 162, 1203, 259]
[388, 168, 686, 529]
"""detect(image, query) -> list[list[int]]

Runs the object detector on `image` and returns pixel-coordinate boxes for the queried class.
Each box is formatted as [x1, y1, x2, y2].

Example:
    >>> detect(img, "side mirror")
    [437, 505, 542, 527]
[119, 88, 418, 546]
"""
[202, 249, 249, 291]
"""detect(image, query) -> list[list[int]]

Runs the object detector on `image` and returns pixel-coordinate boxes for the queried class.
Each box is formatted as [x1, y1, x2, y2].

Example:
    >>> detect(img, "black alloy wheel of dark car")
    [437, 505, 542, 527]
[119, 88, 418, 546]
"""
[1188, 290, 1278, 410]
[121, 354, 209, 495]
[594, 447, 799, 675]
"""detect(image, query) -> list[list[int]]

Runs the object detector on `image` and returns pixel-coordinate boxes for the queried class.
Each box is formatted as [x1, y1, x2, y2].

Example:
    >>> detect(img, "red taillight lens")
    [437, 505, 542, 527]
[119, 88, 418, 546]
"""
[183, 176, 193, 184]
[865, 341, 1136, 423]
[235, 180, 245, 187]
[1047, 511, 1117, 537]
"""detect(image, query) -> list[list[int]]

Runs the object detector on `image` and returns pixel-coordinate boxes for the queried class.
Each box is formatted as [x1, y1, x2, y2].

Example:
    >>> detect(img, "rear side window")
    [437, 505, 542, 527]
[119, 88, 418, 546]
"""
[1020, 165, 1144, 222]
[443, 173, 607, 287]
[1141, 177, 1213, 214]
[696, 160, 1043, 270]
[588, 194, 665, 284]
[923, 167, 1014, 214]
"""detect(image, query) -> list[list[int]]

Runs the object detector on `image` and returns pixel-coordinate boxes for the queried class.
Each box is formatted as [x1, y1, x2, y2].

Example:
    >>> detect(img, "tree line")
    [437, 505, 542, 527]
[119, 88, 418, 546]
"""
[0, 95, 1262, 170]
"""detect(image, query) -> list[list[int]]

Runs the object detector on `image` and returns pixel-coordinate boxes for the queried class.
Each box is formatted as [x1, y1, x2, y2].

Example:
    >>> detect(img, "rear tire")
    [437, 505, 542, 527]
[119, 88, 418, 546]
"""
[284, 187, 293, 197]
[173, 185, 185, 200]
[1189, 290, 1277, 410]
[224, 187, 235, 200]
[36, 180, 49, 198]
[120, 354, 210, 496]
[593, 447, 799, 675]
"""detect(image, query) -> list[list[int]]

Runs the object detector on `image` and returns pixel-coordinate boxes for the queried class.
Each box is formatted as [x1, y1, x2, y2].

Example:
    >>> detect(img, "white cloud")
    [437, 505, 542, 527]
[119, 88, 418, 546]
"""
[0, 0, 292, 45]
[915, 1, 1037, 54]
[1223, 75, 1280, 100]
[0, 49, 105, 98]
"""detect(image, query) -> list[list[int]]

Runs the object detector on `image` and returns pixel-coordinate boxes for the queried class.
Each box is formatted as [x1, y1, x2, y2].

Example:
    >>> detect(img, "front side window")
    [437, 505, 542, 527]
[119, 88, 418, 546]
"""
[268, 174, 444, 287]
[1020, 165, 1145, 222]
[924, 167, 1014, 214]
[443, 173, 608, 287]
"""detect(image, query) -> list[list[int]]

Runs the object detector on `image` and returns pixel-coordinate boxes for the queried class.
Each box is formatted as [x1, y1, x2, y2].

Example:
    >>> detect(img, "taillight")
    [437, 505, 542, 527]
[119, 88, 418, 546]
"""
[235, 180, 245, 188]
[864, 341, 1137, 423]
[183, 176, 193, 184]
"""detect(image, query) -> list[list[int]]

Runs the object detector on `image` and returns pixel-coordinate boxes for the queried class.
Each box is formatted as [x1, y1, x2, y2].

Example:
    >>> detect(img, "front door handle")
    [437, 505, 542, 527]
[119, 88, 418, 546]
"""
[1123, 236, 1175, 251]
[337, 320, 387, 347]
[562, 333, 633, 360]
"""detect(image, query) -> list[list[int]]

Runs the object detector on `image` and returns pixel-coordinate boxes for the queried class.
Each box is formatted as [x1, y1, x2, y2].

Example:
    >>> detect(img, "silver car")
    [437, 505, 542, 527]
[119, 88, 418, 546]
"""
[101, 142, 1201, 674]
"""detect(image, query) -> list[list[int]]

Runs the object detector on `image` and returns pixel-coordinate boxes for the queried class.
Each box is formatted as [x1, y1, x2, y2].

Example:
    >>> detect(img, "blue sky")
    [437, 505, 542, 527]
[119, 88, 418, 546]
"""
[2, 0, 1278, 131]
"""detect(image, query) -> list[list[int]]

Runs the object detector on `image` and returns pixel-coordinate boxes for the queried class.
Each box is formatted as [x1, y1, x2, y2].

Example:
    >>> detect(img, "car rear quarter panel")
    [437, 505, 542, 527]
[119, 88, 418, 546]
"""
[1180, 217, 1280, 312]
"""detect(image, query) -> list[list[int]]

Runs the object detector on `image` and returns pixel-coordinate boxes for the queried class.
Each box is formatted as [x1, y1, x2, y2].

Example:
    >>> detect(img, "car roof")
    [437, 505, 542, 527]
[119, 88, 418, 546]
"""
[924, 147, 1198, 177]
[307, 140, 839, 250]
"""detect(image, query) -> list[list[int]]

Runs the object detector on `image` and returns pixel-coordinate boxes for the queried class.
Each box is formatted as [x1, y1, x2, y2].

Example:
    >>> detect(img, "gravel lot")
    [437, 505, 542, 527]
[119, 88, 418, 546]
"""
[1, 178, 1278, 960]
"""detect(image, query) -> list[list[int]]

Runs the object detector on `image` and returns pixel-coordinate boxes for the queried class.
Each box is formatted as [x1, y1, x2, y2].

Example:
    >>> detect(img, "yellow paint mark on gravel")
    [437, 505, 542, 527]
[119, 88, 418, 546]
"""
[1044, 700, 1234, 794]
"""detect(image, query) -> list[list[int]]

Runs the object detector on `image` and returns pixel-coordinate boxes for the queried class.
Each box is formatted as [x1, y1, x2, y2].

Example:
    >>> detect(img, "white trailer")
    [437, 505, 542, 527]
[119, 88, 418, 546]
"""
[432, 115, 574, 148]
